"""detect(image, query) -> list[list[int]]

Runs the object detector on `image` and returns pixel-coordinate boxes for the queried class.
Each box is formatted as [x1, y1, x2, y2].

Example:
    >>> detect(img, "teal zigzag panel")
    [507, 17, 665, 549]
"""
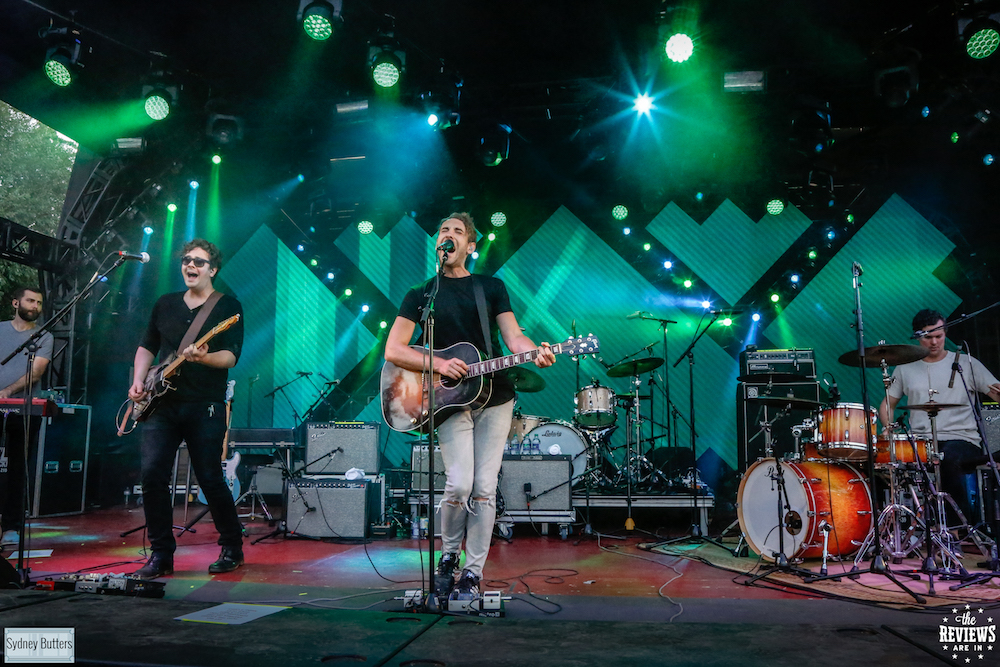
[221, 224, 380, 428]
[762, 194, 961, 405]
[335, 215, 438, 307]
[646, 199, 813, 305]
[495, 206, 741, 469]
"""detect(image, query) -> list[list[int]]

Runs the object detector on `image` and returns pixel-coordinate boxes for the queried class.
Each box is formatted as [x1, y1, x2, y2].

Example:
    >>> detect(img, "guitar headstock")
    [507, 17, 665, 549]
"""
[560, 334, 600, 356]
[211, 314, 241, 336]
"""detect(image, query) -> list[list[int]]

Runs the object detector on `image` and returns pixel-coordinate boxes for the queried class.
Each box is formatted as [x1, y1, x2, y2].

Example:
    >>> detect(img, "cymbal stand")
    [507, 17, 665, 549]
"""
[803, 262, 925, 603]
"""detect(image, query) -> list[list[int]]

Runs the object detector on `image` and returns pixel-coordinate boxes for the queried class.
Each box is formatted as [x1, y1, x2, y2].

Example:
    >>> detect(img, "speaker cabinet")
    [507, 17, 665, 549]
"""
[736, 382, 820, 471]
[304, 422, 380, 475]
[982, 408, 1000, 453]
[285, 477, 382, 538]
[33, 404, 91, 517]
[499, 455, 572, 511]
[411, 444, 445, 491]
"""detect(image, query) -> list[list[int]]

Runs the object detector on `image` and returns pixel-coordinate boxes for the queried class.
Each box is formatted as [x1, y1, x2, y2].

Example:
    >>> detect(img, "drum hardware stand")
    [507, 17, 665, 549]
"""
[251, 445, 306, 544]
[803, 262, 925, 603]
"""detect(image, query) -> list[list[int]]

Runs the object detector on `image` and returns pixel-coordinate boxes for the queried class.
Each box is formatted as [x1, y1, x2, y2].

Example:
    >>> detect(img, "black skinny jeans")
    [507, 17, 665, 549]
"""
[140, 399, 243, 555]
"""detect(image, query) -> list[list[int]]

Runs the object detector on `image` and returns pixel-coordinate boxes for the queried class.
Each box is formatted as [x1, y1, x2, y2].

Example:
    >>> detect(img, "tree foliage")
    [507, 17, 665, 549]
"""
[0, 100, 78, 313]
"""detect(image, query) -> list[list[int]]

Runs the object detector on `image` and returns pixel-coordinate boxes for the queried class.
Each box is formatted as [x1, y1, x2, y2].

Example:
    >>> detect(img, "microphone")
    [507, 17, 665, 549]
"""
[626, 311, 645, 320]
[910, 330, 926, 340]
[642, 341, 658, 353]
[830, 379, 840, 401]
[852, 261, 864, 276]
[597, 357, 612, 369]
[437, 239, 455, 253]
[119, 251, 150, 263]
[296, 371, 313, 377]
[949, 348, 961, 389]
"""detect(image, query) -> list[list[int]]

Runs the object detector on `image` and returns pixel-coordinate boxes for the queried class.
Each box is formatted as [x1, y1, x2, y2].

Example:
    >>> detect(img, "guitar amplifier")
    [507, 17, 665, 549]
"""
[411, 444, 445, 491]
[983, 407, 1000, 453]
[740, 348, 817, 379]
[305, 421, 380, 475]
[285, 476, 384, 538]
[500, 455, 572, 511]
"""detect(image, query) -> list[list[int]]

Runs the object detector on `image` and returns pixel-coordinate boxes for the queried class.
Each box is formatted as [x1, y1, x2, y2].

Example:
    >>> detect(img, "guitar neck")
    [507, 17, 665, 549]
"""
[466, 343, 564, 379]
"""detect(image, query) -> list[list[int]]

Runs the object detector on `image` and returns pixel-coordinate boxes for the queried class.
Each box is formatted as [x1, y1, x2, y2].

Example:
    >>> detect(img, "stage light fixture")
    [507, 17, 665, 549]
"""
[723, 70, 766, 93]
[211, 155, 222, 165]
[663, 260, 673, 270]
[683, 279, 693, 289]
[958, 11, 1000, 60]
[478, 123, 511, 166]
[824, 226, 837, 241]
[143, 225, 154, 235]
[791, 99, 833, 155]
[789, 273, 800, 284]
[142, 72, 179, 121]
[612, 205, 629, 220]
[297, 174, 306, 183]
[770, 293, 780, 303]
[657, 4, 697, 64]
[298, 0, 342, 41]
[766, 199, 785, 216]
[41, 27, 84, 87]
[189, 180, 199, 190]
[985, 152, 996, 166]
[380, 320, 388, 329]
[167, 203, 177, 212]
[358, 220, 374, 234]
[807, 248, 818, 261]
[206, 114, 244, 146]
[362, 304, 370, 313]
[326, 272, 335, 281]
[643, 243, 652, 252]
[344, 288, 353, 296]
[623, 227, 631, 236]
[420, 69, 463, 130]
[487, 232, 496, 241]
[751, 313, 761, 322]
[873, 47, 921, 108]
[368, 25, 406, 89]
[664, 33, 694, 62]
[296, 244, 305, 252]
[633, 94, 654, 115]
[110, 137, 146, 156]
[701, 300, 711, 309]
[490, 212, 507, 227]
[721, 317, 733, 327]
[471, 251, 480, 259]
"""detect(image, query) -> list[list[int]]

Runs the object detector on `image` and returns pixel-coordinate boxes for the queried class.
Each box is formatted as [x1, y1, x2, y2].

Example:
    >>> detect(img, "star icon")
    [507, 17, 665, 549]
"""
[965, 658, 971, 664]
[989, 618, 994, 624]
[978, 608, 984, 614]
[945, 617, 951, 623]
[966, 604, 972, 610]
[953, 654, 958, 660]
[954, 608, 960, 614]
[979, 655, 984, 660]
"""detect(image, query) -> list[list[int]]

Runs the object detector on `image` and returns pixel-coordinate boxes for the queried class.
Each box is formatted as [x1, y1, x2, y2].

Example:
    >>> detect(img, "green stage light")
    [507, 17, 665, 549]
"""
[344, 288, 353, 297]
[721, 317, 733, 327]
[380, 320, 388, 329]
[665, 33, 694, 63]
[372, 58, 401, 88]
[211, 154, 222, 165]
[300, 0, 341, 41]
[490, 212, 507, 227]
[487, 232, 496, 241]
[144, 90, 172, 121]
[310, 258, 318, 267]
[612, 205, 629, 220]
[807, 249, 818, 261]
[643, 243, 652, 252]
[167, 203, 177, 212]
[358, 220, 374, 234]
[965, 21, 1000, 59]
[44, 58, 73, 87]
[766, 199, 785, 216]
[683, 279, 693, 288]
[770, 293, 780, 303]
[42, 29, 82, 87]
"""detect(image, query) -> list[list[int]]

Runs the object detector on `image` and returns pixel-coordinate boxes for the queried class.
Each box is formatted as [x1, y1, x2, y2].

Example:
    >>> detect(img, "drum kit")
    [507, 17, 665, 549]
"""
[505, 348, 674, 495]
[736, 342, 994, 584]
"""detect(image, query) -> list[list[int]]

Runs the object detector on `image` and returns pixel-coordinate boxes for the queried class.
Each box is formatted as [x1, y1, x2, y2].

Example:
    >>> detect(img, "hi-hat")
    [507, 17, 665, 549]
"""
[899, 402, 964, 412]
[606, 357, 664, 378]
[509, 366, 546, 393]
[751, 395, 826, 410]
[838, 344, 929, 367]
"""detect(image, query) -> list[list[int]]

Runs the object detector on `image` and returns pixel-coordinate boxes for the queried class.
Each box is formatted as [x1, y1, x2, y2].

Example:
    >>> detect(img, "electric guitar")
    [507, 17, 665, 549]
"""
[380, 335, 600, 433]
[117, 314, 241, 435]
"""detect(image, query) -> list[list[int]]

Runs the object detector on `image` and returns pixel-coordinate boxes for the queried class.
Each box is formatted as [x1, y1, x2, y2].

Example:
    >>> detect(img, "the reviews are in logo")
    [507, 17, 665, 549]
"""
[939, 604, 997, 662]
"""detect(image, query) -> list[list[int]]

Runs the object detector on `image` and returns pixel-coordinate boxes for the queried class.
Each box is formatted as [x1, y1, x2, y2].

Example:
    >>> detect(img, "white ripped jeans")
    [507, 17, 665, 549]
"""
[435, 399, 514, 578]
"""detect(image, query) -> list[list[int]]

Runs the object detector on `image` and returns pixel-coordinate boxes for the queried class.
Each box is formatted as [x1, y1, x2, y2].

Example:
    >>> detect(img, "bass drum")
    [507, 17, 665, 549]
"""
[521, 421, 591, 482]
[737, 459, 872, 561]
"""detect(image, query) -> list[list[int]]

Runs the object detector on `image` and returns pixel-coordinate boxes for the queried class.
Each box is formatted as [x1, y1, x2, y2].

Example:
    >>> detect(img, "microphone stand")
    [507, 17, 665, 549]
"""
[263, 373, 310, 428]
[647, 311, 733, 554]
[802, 262, 925, 603]
[636, 313, 676, 481]
[2, 253, 133, 588]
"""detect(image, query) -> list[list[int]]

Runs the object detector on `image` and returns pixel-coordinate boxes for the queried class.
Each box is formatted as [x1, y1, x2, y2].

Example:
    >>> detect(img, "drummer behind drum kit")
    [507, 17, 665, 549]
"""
[737, 342, 995, 580]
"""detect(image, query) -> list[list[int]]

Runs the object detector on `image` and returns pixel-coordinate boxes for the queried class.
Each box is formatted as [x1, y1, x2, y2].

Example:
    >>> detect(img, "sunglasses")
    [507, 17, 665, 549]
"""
[180, 256, 211, 268]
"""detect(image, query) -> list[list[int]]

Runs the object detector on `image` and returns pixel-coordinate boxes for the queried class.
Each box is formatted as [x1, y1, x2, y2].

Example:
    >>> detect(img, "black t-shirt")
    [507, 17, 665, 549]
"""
[139, 291, 243, 403]
[398, 274, 515, 407]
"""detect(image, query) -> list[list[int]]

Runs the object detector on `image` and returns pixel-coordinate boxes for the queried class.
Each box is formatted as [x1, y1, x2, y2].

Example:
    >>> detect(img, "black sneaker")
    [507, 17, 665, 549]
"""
[434, 552, 460, 597]
[454, 568, 480, 598]
[133, 553, 173, 579]
[208, 546, 244, 574]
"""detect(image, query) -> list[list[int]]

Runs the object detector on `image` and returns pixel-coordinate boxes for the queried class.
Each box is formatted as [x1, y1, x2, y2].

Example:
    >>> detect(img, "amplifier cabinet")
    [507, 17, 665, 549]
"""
[286, 476, 383, 539]
[736, 382, 820, 471]
[32, 404, 91, 517]
[740, 348, 817, 380]
[411, 444, 445, 491]
[305, 421, 380, 475]
[499, 455, 572, 512]
[982, 408, 1000, 453]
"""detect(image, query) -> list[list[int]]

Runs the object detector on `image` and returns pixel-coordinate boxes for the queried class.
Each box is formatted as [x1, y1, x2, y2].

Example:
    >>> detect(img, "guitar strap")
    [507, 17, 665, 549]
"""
[472, 275, 494, 360]
[178, 291, 223, 354]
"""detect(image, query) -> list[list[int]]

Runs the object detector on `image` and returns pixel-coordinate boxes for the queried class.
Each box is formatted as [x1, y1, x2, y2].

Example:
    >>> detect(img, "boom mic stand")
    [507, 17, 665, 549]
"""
[802, 262, 925, 603]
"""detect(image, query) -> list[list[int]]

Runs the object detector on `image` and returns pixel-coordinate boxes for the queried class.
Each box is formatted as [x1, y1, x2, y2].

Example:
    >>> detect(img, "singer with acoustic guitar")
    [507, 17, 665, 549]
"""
[384, 212, 556, 601]
[128, 239, 245, 579]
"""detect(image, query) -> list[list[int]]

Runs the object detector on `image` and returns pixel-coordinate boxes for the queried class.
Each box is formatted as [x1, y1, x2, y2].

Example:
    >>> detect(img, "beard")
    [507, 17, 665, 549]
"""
[17, 306, 39, 322]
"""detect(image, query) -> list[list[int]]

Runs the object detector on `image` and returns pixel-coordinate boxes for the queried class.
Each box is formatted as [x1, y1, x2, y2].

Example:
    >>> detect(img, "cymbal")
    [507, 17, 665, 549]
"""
[899, 402, 964, 412]
[838, 344, 929, 367]
[751, 395, 826, 410]
[508, 366, 545, 393]
[606, 357, 665, 378]
[737, 373, 808, 384]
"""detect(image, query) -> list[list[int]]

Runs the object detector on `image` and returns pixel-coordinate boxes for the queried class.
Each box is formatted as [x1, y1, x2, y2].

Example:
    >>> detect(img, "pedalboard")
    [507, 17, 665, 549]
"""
[36, 573, 166, 598]
[446, 590, 506, 617]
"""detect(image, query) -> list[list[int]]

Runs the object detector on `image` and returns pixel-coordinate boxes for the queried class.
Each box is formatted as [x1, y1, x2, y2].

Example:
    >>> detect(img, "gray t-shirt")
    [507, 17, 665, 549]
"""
[0, 321, 54, 398]
[887, 353, 999, 443]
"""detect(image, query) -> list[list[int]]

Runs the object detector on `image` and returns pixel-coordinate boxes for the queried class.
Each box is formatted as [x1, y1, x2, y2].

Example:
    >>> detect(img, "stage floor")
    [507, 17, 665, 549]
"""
[0, 505, 995, 665]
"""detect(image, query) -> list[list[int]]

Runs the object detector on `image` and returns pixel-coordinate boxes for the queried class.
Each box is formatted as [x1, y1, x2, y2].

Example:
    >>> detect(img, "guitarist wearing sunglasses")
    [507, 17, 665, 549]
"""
[385, 212, 556, 601]
[128, 239, 245, 579]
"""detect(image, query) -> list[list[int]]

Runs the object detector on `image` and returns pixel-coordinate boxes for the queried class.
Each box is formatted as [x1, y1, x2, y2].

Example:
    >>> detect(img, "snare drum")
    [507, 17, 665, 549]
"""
[875, 435, 928, 466]
[816, 403, 877, 460]
[738, 459, 872, 561]
[508, 414, 546, 443]
[575, 384, 617, 428]
[521, 421, 591, 482]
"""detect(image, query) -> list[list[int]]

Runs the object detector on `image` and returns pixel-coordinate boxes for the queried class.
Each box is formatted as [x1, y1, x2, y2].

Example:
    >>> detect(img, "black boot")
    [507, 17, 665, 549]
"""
[208, 546, 244, 574]
[434, 552, 460, 597]
[133, 553, 173, 579]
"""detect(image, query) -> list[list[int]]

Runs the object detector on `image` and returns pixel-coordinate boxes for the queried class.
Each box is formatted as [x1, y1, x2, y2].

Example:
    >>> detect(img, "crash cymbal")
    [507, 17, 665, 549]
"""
[737, 373, 809, 384]
[751, 395, 826, 410]
[508, 366, 546, 393]
[838, 344, 929, 367]
[899, 402, 965, 412]
[606, 357, 665, 378]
